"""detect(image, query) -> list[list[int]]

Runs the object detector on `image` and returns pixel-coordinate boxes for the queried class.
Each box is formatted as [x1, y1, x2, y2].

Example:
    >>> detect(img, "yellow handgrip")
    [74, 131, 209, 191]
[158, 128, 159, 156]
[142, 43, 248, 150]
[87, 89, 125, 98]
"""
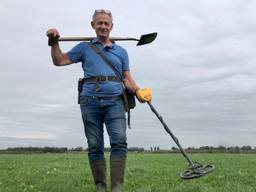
[136, 88, 152, 102]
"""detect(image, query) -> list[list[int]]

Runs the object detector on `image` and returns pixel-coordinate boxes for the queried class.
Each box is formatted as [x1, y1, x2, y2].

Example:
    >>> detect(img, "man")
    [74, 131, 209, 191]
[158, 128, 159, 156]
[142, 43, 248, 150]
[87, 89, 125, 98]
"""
[46, 9, 152, 192]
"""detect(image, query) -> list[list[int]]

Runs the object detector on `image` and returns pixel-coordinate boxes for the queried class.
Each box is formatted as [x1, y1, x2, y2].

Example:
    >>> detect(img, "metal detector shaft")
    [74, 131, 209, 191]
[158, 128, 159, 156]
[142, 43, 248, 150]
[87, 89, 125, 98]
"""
[147, 102, 194, 166]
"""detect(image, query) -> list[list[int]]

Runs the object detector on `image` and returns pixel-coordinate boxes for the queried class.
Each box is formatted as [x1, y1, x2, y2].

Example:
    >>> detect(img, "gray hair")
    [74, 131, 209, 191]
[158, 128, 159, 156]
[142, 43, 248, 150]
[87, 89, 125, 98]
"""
[92, 9, 113, 21]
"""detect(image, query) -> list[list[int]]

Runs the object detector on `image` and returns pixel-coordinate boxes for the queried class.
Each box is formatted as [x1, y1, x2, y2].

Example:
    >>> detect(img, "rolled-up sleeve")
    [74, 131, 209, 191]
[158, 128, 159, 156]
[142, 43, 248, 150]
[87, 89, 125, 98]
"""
[67, 42, 85, 63]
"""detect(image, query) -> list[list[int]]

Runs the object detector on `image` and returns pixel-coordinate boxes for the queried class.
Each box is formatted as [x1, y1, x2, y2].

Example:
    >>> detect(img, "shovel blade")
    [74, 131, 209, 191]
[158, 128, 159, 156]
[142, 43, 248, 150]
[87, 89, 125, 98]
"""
[137, 32, 157, 46]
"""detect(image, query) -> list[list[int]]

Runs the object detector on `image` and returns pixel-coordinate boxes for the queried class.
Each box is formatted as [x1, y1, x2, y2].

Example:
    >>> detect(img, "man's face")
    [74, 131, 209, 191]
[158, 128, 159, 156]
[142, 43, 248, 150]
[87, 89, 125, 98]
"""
[91, 13, 113, 39]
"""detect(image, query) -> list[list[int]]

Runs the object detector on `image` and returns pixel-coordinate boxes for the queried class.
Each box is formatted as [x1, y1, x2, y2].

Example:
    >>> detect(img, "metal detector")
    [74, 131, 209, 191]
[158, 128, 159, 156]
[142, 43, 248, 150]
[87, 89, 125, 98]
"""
[58, 32, 157, 46]
[147, 102, 215, 179]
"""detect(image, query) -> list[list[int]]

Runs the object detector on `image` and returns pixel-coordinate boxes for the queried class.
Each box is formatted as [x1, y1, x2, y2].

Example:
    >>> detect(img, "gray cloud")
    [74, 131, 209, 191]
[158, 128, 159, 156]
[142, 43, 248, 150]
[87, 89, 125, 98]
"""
[1, 0, 256, 149]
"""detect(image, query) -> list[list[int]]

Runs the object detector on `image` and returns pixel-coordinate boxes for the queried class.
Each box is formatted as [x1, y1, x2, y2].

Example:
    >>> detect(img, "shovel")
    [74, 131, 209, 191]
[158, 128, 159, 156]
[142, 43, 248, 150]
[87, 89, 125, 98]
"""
[57, 32, 157, 46]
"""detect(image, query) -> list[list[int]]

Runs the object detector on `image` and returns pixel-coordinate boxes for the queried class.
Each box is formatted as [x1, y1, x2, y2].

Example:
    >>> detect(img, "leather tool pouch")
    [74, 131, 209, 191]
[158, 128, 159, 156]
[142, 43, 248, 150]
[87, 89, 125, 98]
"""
[124, 87, 136, 110]
[78, 78, 84, 104]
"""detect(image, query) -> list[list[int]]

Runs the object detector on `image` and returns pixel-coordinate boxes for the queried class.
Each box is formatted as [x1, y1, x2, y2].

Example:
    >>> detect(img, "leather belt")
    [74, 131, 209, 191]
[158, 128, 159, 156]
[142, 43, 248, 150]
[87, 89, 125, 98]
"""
[84, 95, 123, 100]
[84, 76, 120, 82]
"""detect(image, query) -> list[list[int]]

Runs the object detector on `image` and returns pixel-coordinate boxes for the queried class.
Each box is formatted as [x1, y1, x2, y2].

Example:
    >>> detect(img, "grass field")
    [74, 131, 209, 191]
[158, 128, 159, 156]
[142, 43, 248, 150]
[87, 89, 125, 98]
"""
[0, 152, 255, 192]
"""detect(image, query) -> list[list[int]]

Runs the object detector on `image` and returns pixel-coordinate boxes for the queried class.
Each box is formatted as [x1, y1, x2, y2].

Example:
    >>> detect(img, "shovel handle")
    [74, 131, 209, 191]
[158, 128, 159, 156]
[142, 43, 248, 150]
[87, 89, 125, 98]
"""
[58, 37, 138, 42]
[58, 37, 94, 41]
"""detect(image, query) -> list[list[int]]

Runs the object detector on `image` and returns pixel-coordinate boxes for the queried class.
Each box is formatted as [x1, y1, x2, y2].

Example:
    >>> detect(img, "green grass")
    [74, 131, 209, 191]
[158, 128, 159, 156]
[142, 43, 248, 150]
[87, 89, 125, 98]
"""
[0, 153, 256, 192]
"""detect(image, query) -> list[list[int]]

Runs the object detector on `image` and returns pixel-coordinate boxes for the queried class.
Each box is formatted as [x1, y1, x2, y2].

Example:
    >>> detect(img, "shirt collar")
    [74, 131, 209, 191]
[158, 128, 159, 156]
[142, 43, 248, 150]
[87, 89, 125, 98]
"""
[91, 38, 116, 50]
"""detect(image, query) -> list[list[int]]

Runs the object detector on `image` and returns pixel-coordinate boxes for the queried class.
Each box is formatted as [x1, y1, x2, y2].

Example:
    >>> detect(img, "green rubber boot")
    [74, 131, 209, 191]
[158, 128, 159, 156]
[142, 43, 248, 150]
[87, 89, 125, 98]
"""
[89, 158, 107, 192]
[110, 155, 126, 192]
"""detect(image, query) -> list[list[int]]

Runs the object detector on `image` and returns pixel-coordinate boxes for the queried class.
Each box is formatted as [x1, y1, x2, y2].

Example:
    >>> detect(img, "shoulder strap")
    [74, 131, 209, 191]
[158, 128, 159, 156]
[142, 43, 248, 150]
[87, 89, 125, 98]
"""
[88, 42, 132, 129]
[88, 43, 122, 80]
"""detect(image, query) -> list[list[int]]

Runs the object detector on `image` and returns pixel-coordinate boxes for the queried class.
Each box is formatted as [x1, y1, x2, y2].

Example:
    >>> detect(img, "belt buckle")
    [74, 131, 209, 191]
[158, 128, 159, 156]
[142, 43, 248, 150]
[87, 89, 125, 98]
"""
[100, 76, 108, 81]
[98, 76, 106, 81]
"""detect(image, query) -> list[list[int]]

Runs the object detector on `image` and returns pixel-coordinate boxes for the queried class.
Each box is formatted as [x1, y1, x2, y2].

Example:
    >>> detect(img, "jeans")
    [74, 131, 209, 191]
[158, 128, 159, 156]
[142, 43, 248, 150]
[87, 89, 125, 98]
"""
[80, 95, 127, 161]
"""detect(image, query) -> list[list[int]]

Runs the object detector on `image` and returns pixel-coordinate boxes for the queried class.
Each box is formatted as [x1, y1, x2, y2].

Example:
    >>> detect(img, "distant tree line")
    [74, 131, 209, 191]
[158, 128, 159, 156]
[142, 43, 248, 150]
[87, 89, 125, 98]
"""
[165, 145, 256, 153]
[184, 145, 256, 153]
[0, 147, 68, 154]
[0, 145, 256, 154]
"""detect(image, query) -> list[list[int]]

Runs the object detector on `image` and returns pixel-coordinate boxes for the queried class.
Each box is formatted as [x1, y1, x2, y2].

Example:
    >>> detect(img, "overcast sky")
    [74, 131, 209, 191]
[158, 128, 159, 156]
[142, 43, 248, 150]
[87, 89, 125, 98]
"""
[1, 0, 256, 150]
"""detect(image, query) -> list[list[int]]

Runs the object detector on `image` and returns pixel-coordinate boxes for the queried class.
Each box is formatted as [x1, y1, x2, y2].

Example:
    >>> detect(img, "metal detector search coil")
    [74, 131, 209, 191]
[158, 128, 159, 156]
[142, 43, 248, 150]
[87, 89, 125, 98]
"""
[181, 162, 215, 179]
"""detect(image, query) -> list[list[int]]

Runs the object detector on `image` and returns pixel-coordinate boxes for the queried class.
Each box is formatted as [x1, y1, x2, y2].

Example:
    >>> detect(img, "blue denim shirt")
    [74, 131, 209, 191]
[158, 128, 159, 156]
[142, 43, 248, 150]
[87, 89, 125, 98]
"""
[67, 39, 130, 97]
